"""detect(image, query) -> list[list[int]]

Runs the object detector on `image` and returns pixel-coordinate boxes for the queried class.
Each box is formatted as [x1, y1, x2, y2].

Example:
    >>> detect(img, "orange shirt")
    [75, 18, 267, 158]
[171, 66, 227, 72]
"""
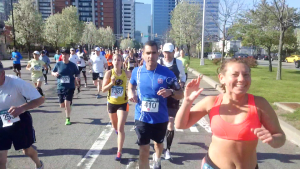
[105, 54, 113, 66]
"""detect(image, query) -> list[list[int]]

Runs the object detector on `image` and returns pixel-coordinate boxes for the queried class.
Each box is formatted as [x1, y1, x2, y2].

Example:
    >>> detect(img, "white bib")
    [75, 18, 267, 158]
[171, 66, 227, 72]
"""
[129, 63, 134, 67]
[0, 110, 20, 128]
[60, 76, 70, 83]
[111, 86, 124, 98]
[142, 98, 159, 113]
[33, 65, 41, 71]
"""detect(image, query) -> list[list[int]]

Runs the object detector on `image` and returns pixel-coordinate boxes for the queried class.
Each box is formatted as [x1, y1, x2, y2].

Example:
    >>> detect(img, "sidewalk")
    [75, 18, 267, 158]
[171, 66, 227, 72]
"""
[187, 67, 300, 147]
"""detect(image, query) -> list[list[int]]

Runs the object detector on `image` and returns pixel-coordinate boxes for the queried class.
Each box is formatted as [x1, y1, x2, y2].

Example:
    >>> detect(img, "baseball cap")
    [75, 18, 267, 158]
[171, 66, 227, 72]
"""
[70, 48, 75, 51]
[95, 47, 101, 51]
[163, 43, 175, 52]
[61, 48, 70, 54]
[33, 51, 40, 55]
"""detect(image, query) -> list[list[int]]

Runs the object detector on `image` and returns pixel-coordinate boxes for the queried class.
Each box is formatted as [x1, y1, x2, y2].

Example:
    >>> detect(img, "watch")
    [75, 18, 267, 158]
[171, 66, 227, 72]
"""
[170, 89, 174, 96]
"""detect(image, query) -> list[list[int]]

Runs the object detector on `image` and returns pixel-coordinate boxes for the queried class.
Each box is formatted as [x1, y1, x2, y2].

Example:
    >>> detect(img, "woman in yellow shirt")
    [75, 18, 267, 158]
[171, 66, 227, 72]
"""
[102, 54, 131, 161]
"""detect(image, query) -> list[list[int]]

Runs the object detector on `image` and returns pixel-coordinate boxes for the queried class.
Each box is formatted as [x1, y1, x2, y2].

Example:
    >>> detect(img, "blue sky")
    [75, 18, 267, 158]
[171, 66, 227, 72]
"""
[135, 0, 300, 9]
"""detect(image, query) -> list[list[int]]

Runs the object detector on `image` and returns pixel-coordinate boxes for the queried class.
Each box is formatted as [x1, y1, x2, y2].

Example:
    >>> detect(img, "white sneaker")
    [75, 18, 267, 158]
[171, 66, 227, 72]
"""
[152, 153, 161, 169]
[164, 149, 172, 160]
[36, 160, 44, 169]
[44, 82, 48, 85]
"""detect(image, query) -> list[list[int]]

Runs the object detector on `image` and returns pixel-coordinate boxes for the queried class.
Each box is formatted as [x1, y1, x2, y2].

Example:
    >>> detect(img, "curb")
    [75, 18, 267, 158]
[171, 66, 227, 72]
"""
[188, 67, 300, 147]
[274, 102, 296, 113]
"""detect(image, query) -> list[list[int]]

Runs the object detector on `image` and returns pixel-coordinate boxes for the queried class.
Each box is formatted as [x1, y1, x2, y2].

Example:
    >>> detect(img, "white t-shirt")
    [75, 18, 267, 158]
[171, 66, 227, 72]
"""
[69, 54, 80, 65]
[77, 52, 86, 67]
[89, 55, 107, 73]
[157, 58, 186, 82]
[174, 52, 180, 58]
[0, 75, 41, 112]
[123, 54, 128, 61]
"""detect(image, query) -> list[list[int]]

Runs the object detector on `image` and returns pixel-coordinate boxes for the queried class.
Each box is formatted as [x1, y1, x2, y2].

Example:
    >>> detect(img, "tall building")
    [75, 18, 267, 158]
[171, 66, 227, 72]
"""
[152, 0, 175, 37]
[122, 0, 134, 38]
[36, 0, 53, 20]
[177, 0, 220, 40]
[135, 2, 150, 44]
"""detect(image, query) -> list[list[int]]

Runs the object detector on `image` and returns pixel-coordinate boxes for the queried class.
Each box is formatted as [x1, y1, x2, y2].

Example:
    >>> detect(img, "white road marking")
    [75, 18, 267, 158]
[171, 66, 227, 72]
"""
[197, 117, 212, 133]
[77, 122, 114, 168]
[130, 126, 135, 131]
[189, 125, 199, 132]
[175, 127, 183, 132]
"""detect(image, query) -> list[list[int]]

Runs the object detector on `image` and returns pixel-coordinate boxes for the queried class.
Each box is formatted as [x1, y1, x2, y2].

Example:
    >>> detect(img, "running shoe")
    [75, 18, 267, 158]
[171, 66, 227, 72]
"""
[152, 153, 161, 169]
[96, 94, 101, 99]
[115, 130, 118, 135]
[36, 160, 44, 169]
[65, 119, 71, 125]
[115, 152, 122, 161]
[85, 83, 87, 88]
[164, 149, 172, 160]
[44, 82, 48, 85]
[77, 87, 81, 94]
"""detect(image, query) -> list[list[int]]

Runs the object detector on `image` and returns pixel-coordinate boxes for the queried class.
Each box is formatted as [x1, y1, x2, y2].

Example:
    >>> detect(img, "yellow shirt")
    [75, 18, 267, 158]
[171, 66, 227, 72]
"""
[28, 59, 45, 78]
[107, 69, 128, 104]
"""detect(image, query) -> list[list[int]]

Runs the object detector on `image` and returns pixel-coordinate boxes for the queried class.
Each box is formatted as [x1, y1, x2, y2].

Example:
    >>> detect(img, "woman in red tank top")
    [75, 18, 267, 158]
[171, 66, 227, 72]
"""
[175, 59, 285, 169]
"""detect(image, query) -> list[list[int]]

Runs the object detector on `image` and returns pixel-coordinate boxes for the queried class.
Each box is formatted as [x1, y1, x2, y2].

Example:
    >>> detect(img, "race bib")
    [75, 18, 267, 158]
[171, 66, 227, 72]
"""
[77, 61, 81, 64]
[13, 57, 17, 61]
[82, 67, 86, 71]
[129, 63, 134, 67]
[60, 76, 70, 83]
[34, 65, 41, 71]
[111, 86, 124, 98]
[0, 110, 20, 128]
[142, 98, 159, 113]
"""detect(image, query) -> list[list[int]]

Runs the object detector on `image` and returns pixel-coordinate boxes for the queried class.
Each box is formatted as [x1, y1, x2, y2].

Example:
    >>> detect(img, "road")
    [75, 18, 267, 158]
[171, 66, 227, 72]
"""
[2, 59, 300, 169]
[256, 60, 299, 70]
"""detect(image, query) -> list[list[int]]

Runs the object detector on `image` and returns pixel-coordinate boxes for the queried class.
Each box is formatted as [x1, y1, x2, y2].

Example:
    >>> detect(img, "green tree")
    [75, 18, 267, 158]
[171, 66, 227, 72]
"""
[170, 2, 201, 57]
[44, 13, 64, 50]
[120, 38, 134, 49]
[81, 22, 98, 52]
[5, 0, 43, 58]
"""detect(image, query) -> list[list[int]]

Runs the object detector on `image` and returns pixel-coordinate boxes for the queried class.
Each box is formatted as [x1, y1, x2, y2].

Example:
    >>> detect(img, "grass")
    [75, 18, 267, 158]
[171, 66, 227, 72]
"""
[281, 109, 300, 122]
[189, 58, 300, 103]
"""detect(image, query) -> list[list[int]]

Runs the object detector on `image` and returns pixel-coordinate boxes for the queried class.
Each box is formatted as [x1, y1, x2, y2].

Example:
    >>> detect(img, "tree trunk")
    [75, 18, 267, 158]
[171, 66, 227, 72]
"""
[27, 43, 31, 60]
[268, 47, 272, 72]
[221, 24, 226, 63]
[187, 44, 190, 59]
[276, 26, 285, 80]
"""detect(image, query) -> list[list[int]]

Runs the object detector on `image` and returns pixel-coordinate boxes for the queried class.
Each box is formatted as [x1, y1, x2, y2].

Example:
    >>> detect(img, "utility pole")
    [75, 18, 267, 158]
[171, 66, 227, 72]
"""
[200, 0, 206, 66]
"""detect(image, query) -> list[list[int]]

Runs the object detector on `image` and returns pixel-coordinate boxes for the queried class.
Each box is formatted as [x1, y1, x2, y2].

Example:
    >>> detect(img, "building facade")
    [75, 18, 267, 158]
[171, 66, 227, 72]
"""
[36, 0, 53, 20]
[135, 2, 150, 44]
[122, 0, 134, 38]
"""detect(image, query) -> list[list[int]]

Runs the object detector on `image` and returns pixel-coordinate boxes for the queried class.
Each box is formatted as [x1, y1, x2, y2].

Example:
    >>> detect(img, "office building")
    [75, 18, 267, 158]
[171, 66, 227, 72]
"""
[135, 2, 150, 44]
[122, 0, 134, 38]
[152, 0, 175, 37]
[36, 0, 53, 20]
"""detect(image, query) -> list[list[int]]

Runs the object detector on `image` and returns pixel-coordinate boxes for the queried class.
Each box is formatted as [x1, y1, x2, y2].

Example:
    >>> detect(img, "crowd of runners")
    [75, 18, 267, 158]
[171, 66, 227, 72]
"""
[0, 41, 286, 169]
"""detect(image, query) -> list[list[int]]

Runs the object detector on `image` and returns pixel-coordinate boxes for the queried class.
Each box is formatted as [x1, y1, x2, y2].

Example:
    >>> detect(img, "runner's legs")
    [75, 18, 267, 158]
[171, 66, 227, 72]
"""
[0, 150, 8, 169]
[117, 109, 129, 153]
[139, 145, 150, 169]
[22, 146, 42, 168]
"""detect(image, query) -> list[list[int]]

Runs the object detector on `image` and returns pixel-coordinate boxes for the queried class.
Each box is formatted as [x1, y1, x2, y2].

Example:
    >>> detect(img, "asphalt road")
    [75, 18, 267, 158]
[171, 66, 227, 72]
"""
[2, 60, 300, 169]
[256, 60, 299, 70]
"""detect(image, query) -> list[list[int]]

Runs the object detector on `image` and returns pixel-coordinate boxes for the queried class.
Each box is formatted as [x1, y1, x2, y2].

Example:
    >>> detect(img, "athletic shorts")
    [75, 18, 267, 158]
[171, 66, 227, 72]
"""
[107, 65, 113, 70]
[168, 108, 179, 118]
[128, 67, 134, 71]
[107, 102, 129, 113]
[79, 66, 86, 72]
[134, 120, 168, 146]
[0, 111, 36, 151]
[31, 76, 44, 83]
[13, 64, 21, 70]
[201, 154, 259, 169]
[57, 89, 75, 103]
[92, 72, 104, 80]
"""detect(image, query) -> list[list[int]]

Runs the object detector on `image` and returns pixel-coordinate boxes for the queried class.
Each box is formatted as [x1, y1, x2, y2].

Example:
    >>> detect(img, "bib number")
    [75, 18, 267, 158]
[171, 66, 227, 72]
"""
[34, 65, 41, 71]
[129, 63, 134, 67]
[111, 86, 124, 98]
[0, 110, 20, 128]
[142, 98, 159, 113]
[60, 76, 70, 83]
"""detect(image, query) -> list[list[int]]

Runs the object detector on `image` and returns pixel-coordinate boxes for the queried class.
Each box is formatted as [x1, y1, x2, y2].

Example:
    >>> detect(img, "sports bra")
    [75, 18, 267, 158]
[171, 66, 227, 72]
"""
[209, 94, 262, 141]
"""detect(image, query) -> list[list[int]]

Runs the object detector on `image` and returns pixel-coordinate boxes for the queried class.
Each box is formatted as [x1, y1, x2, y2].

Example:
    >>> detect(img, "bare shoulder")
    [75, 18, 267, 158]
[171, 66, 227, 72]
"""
[191, 95, 217, 112]
[253, 95, 271, 111]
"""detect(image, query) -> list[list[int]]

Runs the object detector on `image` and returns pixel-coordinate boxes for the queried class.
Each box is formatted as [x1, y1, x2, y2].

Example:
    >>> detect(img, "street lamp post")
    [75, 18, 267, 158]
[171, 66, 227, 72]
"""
[11, 0, 16, 47]
[200, 0, 206, 66]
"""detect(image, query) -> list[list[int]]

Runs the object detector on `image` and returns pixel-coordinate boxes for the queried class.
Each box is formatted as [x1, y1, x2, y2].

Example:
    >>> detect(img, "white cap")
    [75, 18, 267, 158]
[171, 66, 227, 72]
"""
[95, 47, 101, 51]
[33, 51, 40, 55]
[70, 48, 75, 51]
[163, 43, 174, 52]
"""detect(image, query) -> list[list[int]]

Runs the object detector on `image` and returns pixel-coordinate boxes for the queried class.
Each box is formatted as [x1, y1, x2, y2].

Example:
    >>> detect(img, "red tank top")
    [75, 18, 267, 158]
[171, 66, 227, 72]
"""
[209, 94, 262, 141]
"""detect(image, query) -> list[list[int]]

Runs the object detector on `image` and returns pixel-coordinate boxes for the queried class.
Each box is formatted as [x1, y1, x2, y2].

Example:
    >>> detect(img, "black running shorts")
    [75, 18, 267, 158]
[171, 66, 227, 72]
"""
[58, 89, 75, 103]
[13, 64, 21, 71]
[134, 120, 168, 146]
[0, 111, 36, 151]
[107, 102, 129, 113]
[92, 73, 104, 80]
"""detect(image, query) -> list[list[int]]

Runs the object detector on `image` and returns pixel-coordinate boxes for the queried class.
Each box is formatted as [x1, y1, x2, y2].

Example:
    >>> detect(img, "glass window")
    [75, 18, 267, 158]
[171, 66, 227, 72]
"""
[124, 12, 131, 14]
[100, 7, 103, 10]
[65, 1, 68, 5]
[101, 22, 104, 26]
[101, 17, 103, 20]
[100, 2, 103, 5]
[101, 12, 103, 15]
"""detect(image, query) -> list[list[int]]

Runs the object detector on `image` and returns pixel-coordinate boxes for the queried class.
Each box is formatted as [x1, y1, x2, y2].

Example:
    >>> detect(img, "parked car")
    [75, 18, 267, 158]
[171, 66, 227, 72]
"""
[233, 53, 249, 58]
[285, 55, 300, 63]
[208, 52, 222, 60]
[295, 60, 300, 68]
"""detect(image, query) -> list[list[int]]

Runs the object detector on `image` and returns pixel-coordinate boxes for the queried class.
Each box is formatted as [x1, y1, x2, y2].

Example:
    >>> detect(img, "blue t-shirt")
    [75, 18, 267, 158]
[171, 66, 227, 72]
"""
[101, 51, 106, 56]
[52, 62, 80, 90]
[130, 64, 177, 124]
[54, 54, 60, 61]
[11, 52, 22, 64]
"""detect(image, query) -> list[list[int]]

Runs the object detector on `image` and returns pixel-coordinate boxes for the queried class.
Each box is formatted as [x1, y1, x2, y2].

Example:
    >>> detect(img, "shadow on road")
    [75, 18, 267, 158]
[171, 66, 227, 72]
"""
[71, 118, 107, 125]
[30, 109, 61, 113]
[257, 152, 300, 163]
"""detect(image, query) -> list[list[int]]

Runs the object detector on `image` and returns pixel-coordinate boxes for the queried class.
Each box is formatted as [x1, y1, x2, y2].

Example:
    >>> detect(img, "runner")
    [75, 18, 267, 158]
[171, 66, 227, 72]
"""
[26, 51, 48, 96]
[158, 43, 186, 160]
[77, 46, 88, 88]
[128, 41, 184, 169]
[175, 59, 286, 169]
[11, 47, 23, 78]
[89, 47, 108, 99]
[54, 50, 61, 63]
[174, 47, 180, 58]
[177, 49, 190, 82]
[52, 48, 80, 125]
[69, 48, 81, 93]
[105, 49, 113, 70]
[102, 54, 131, 161]
[39, 51, 51, 85]
[0, 61, 45, 169]
[124, 49, 138, 75]
[100, 47, 106, 56]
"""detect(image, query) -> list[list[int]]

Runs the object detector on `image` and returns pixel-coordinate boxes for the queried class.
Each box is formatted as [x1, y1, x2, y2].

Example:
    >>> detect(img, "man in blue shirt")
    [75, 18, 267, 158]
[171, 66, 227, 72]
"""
[11, 47, 23, 78]
[100, 47, 106, 56]
[52, 48, 80, 125]
[128, 41, 184, 169]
